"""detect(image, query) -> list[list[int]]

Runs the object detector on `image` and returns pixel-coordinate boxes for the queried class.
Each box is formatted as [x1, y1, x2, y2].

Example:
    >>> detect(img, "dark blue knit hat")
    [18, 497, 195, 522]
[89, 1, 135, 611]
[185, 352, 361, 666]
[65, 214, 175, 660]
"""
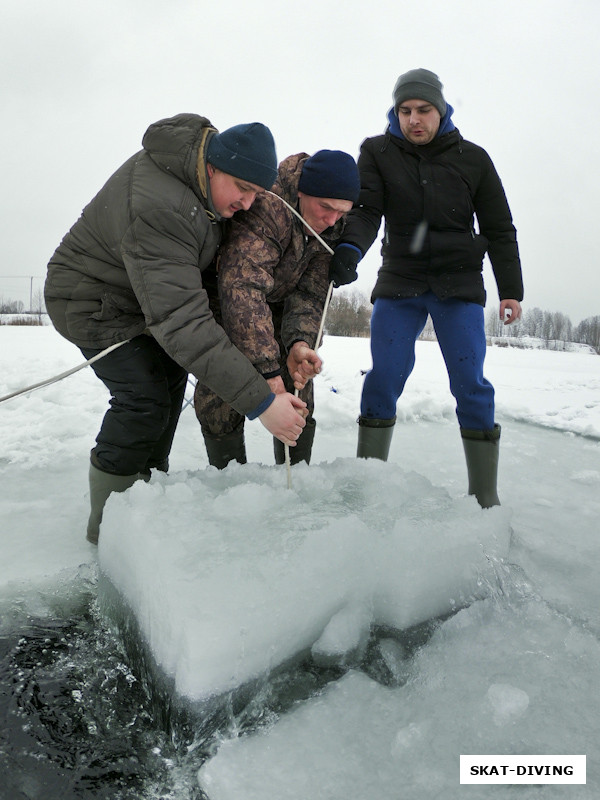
[206, 122, 278, 190]
[298, 150, 360, 203]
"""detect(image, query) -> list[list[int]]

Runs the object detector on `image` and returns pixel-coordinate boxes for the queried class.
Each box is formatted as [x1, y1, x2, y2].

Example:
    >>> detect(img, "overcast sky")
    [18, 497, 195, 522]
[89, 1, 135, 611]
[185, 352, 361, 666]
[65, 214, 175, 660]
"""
[1, 0, 598, 325]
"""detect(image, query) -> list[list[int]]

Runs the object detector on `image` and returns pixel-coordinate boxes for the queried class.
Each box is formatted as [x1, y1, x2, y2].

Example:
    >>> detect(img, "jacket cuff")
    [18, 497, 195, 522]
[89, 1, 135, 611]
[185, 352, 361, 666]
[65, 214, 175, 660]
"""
[256, 357, 282, 375]
[286, 338, 310, 351]
[246, 392, 275, 420]
[337, 242, 363, 259]
[261, 368, 282, 380]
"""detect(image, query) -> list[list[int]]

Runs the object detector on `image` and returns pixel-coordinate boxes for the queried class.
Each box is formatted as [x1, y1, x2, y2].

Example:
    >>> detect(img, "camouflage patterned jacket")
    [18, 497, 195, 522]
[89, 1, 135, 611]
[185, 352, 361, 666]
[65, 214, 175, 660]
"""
[217, 153, 345, 377]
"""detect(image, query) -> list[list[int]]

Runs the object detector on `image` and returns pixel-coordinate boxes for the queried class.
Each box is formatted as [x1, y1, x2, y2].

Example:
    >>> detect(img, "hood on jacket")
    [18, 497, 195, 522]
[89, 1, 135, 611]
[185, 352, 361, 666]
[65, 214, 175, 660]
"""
[142, 113, 217, 196]
[386, 103, 456, 139]
[270, 153, 309, 205]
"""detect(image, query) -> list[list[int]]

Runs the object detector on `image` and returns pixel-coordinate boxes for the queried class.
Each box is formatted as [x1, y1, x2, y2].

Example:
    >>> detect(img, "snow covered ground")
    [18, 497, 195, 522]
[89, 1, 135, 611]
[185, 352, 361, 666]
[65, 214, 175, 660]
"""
[1, 325, 599, 799]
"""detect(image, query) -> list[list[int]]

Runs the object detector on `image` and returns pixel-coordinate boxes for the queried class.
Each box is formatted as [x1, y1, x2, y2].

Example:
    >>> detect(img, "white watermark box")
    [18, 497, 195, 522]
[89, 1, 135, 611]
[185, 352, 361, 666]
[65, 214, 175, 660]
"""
[460, 755, 586, 784]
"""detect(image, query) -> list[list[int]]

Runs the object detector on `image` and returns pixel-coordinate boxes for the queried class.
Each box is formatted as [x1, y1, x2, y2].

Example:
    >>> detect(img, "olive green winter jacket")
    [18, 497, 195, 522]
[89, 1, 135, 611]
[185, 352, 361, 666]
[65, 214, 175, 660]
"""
[44, 113, 272, 417]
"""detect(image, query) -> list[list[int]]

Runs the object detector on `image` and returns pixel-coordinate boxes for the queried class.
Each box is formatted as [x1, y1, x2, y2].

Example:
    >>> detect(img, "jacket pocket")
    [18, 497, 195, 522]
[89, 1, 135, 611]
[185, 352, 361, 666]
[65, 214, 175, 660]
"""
[91, 288, 141, 322]
[430, 230, 489, 272]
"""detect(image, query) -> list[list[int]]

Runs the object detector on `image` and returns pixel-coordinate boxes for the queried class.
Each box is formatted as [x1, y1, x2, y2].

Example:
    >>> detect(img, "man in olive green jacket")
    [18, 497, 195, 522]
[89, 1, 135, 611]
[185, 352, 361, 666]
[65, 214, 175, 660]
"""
[45, 113, 308, 544]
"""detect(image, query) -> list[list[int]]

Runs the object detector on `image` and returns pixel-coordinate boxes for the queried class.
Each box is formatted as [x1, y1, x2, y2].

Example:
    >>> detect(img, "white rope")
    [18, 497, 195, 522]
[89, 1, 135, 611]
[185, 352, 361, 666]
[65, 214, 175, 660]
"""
[3, 193, 337, 477]
[266, 191, 335, 256]
[267, 191, 338, 488]
[315, 280, 335, 350]
[0, 339, 130, 404]
[284, 278, 334, 487]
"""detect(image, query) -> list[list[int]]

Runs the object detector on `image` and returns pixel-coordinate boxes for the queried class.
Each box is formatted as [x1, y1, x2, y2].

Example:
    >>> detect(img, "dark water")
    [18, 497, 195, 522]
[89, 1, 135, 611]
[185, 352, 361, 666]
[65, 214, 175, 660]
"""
[0, 566, 439, 800]
[0, 569, 186, 800]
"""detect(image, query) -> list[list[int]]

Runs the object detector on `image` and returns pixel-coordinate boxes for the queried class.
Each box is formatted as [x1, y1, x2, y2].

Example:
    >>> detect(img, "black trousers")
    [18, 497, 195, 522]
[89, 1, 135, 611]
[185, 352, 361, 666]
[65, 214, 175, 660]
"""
[81, 335, 188, 475]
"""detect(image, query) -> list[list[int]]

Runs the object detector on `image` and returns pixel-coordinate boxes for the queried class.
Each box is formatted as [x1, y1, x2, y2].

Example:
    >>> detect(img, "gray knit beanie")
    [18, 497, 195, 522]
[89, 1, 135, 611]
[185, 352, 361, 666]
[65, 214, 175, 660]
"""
[392, 68, 447, 117]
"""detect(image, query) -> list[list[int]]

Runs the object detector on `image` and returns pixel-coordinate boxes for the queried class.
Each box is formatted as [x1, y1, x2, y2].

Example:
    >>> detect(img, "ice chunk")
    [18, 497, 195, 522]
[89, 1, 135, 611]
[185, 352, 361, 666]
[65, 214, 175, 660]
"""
[486, 682, 530, 725]
[99, 458, 511, 703]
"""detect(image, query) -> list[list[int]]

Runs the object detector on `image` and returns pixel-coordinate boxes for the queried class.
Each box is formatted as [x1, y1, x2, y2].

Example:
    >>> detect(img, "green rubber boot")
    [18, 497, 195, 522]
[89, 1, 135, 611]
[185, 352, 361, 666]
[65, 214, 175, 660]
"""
[460, 424, 501, 508]
[87, 463, 140, 545]
[356, 416, 396, 460]
[203, 426, 247, 470]
[274, 418, 316, 466]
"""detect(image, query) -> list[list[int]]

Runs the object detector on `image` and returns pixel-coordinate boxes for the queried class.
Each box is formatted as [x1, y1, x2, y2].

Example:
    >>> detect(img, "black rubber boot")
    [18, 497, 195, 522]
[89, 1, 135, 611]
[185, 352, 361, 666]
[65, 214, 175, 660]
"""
[203, 425, 247, 470]
[87, 463, 140, 545]
[460, 423, 501, 508]
[274, 418, 316, 466]
[356, 416, 396, 460]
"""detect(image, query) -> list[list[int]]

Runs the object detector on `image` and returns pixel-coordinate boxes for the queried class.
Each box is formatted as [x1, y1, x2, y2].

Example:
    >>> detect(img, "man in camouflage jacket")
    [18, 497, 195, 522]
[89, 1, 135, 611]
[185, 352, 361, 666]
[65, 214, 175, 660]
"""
[194, 149, 360, 468]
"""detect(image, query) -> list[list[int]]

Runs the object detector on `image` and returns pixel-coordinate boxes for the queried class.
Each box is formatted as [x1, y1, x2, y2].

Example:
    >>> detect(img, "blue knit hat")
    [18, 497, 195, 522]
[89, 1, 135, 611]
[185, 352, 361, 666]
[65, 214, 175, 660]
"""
[298, 150, 360, 203]
[206, 122, 278, 190]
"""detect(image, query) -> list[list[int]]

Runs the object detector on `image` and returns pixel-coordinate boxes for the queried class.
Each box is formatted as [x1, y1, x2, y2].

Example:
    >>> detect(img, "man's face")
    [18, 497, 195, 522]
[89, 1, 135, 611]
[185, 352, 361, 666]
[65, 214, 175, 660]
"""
[397, 99, 441, 145]
[208, 166, 263, 218]
[297, 194, 353, 236]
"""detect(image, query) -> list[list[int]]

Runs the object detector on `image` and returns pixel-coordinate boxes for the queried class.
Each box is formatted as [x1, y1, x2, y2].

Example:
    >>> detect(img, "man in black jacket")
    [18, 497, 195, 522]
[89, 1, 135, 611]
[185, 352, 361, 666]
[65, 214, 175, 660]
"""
[328, 69, 523, 507]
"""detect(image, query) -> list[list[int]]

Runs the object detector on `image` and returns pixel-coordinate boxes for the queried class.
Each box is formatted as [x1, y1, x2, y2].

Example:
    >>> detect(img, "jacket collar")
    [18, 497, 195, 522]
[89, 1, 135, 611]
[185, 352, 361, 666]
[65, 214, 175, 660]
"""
[196, 128, 220, 221]
[386, 103, 456, 140]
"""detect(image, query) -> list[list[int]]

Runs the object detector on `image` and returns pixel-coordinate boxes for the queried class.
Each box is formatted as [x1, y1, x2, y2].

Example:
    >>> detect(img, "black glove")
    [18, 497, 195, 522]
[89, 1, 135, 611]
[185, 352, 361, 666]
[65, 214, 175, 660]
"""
[328, 244, 362, 287]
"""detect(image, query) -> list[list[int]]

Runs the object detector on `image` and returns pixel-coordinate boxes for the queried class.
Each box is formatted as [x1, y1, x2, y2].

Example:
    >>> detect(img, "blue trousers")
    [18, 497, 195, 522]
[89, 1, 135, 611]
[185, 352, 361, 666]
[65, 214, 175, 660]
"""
[361, 293, 495, 431]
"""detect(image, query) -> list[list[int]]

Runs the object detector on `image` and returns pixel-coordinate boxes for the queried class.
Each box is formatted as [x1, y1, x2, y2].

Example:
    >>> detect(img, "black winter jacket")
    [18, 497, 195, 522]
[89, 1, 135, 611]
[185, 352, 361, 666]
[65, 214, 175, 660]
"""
[44, 114, 272, 417]
[342, 127, 523, 306]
